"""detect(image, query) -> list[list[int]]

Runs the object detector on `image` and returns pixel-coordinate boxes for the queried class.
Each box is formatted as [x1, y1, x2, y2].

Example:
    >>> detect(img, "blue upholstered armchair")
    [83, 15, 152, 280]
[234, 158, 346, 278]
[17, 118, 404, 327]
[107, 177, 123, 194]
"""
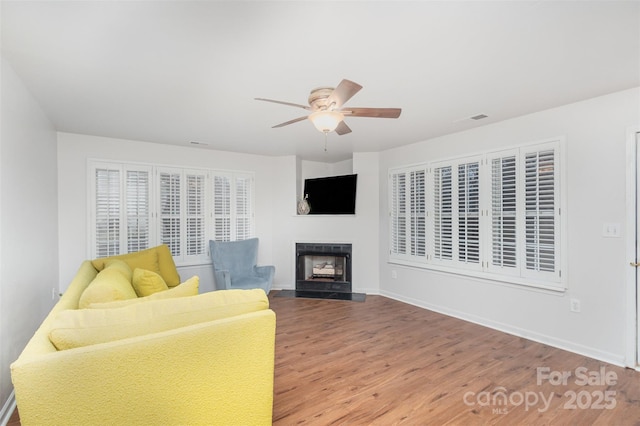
[209, 238, 275, 293]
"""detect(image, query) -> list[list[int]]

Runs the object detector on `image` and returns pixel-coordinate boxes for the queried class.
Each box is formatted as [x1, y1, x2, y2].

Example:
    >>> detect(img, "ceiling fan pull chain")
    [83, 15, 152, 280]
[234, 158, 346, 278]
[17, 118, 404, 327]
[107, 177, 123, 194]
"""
[324, 132, 328, 152]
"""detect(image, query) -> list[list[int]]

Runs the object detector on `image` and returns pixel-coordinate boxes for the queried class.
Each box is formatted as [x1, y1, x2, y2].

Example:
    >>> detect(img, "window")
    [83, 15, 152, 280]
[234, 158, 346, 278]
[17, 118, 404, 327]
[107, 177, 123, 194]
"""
[390, 171, 407, 256]
[125, 168, 151, 253]
[457, 160, 480, 265]
[93, 166, 121, 258]
[433, 165, 453, 262]
[488, 152, 518, 274]
[522, 146, 558, 280]
[212, 172, 254, 242]
[158, 168, 182, 258]
[186, 173, 206, 257]
[89, 160, 255, 265]
[389, 139, 563, 290]
[389, 166, 427, 261]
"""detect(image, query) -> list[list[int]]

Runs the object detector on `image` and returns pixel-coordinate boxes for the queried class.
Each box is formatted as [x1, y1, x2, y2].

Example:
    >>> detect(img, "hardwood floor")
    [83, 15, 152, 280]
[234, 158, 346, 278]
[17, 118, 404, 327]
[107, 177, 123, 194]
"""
[270, 293, 640, 425]
[8, 293, 640, 425]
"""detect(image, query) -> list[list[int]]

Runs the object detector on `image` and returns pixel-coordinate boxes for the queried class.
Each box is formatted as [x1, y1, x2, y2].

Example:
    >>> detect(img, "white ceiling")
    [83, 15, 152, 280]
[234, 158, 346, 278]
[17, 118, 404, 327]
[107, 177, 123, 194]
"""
[2, 1, 639, 162]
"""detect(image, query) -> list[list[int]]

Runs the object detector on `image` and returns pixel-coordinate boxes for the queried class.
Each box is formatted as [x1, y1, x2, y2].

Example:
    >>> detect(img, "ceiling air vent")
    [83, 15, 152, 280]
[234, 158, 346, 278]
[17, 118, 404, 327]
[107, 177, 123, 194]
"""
[470, 114, 488, 120]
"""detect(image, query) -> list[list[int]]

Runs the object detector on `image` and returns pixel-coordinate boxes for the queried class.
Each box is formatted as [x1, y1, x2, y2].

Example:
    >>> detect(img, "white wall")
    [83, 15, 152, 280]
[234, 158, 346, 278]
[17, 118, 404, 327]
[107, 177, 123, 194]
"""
[269, 152, 380, 294]
[57, 135, 381, 295]
[378, 87, 640, 366]
[0, 58, 58, 417]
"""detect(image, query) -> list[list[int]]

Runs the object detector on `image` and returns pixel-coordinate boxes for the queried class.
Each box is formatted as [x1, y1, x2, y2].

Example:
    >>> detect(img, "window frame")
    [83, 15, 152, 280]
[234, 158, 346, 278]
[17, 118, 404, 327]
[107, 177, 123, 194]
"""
[389, 165, 428, 263]
[388, 138, 566, 291]
[88, 160, 255, 266]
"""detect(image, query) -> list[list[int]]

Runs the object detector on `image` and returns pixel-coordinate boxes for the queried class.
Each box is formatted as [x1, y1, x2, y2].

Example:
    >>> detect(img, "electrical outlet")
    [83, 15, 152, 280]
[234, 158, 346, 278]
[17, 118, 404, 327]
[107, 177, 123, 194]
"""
[391, 270, 397, 279]
[570, 298, 581, 313]
[52, 288, 56, 301]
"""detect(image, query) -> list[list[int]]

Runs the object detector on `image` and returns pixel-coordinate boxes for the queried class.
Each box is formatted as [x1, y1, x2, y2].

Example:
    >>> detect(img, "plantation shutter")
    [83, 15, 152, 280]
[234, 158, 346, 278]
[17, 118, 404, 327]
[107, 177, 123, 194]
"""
[523, 147, 558, 276]
[489, 153, 518, 272]
[94, 166, 121, 258]
[458, 161, 480, 264]
[213, 174, 231, 241]
[409, 170, 426, 257]
[186, 172, 206, 258]
[433, 165, 453, 261]
[125, 168, 151, 253]
[390, 171, 407, 256]
[235, 174, 253, 240]
[158, 169, 182, 257]
[91, 161, 255, 265]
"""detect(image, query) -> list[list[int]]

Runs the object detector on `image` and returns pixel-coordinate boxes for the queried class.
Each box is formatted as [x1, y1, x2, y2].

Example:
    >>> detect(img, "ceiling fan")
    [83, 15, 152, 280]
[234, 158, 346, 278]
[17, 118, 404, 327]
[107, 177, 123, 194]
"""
[255, 79, 401, 135]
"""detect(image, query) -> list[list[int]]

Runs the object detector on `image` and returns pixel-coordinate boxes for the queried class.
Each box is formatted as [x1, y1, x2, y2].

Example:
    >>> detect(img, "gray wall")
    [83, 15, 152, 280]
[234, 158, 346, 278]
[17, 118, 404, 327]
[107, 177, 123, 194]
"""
[0, 58, 59, 417]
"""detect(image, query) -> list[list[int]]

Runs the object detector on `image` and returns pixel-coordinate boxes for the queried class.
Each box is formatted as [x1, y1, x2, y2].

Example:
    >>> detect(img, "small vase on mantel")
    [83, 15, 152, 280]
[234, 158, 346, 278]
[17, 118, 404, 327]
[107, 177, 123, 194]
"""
[297, 194, 310, 215]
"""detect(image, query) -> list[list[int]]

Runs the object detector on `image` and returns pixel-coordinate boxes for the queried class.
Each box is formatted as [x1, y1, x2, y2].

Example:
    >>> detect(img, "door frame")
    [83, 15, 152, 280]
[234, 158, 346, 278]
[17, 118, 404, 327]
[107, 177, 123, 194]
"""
[625, 125, 640, 368]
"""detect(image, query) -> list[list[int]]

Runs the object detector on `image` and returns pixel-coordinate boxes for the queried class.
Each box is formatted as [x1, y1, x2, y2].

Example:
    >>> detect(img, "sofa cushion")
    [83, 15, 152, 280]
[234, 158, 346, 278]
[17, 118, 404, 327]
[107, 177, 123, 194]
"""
[132, 268, 168, 297]
[78, 261, 138, 309]
[91, 245, 180, 287]
[91, 248, 160, 276]
[88, 275, 199, 309]
[49, 288, 268, 350]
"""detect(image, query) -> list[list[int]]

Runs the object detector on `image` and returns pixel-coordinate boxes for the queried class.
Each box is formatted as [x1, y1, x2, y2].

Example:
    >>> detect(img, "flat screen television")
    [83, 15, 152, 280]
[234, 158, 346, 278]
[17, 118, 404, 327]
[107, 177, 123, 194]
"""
[303, 174, 357, 215]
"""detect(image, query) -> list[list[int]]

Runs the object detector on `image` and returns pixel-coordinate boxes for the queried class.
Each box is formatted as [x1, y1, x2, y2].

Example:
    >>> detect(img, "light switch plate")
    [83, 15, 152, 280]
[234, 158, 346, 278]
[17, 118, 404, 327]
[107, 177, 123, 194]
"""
[602, 223, 621, 238]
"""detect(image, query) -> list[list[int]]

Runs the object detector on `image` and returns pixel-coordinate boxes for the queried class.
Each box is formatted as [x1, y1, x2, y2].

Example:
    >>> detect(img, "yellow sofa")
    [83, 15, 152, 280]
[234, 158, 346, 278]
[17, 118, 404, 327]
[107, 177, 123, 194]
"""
[10, 260, 276, 426]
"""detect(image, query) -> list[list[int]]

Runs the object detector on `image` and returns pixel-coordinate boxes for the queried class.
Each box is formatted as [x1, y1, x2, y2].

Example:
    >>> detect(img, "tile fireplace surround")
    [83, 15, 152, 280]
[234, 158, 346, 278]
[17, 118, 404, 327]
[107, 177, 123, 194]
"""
[295, 242, 352, 293]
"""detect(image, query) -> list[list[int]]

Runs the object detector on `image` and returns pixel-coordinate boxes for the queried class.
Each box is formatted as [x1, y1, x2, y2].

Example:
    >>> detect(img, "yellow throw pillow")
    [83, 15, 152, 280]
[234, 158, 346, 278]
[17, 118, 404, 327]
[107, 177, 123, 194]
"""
[132, 268, 168, 297]
[78, 266, 137, 309]
[88, 275, 199, 309]
[104, 259, 133, 282]
[49, 288, 268, 350]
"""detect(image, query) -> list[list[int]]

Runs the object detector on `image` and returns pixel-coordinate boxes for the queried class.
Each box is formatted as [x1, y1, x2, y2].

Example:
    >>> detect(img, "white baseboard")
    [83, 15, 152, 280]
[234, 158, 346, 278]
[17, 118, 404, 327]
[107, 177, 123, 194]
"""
[380, 289, 625, 368]
[0, 391, 16, 426]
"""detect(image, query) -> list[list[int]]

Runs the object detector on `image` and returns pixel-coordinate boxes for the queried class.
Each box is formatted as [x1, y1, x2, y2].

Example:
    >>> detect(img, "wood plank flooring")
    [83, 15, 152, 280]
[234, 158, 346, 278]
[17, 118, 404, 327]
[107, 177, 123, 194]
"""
[8, 293, 640, 425]
[270, 293, 640, 425]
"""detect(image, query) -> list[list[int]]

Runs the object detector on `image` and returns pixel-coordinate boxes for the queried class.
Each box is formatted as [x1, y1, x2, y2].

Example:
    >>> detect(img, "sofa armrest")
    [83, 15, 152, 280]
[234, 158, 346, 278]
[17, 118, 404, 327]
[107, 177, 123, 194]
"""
[11, 309, 276, 426]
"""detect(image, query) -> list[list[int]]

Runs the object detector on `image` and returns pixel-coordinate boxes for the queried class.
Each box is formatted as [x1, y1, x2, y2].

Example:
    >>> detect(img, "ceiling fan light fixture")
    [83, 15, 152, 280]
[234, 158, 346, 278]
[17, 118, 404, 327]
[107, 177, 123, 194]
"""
[309, 110, 344, 133]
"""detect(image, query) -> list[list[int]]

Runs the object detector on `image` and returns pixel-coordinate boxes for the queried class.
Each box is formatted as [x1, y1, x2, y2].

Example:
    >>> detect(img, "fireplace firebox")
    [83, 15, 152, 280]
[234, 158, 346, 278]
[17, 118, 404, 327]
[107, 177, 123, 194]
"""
[296, 243, 352, 293]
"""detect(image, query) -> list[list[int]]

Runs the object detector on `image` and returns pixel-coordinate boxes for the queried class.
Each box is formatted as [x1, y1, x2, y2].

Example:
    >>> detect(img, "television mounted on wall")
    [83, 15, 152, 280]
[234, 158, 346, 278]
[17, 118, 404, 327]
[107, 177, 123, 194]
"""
[303, 174, 357, 215]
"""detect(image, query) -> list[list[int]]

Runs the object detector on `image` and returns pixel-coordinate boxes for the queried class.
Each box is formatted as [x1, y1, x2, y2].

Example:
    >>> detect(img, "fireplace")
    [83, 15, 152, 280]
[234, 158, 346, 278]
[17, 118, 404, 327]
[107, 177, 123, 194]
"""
[296, 242, 352, 293]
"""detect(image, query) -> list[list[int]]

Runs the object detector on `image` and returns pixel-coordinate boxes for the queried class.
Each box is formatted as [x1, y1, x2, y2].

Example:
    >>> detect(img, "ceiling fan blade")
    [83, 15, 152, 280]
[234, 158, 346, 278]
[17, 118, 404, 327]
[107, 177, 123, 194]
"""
[272, 116, 309, 128]
[255, 98, 310, 110]
[326, 79, 363, 109]
[341, 107, 402, 118]
[335, 120, 352, 136]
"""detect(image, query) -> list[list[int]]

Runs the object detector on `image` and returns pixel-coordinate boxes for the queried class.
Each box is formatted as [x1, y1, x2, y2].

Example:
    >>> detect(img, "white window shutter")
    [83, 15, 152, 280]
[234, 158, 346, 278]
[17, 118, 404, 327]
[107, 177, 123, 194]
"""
[458, 161, 480, 264]
[186, 172, 206, 257]
[94, 166, 121, 258]
[125, 168, 151, 253]
[433, 165, 453, 261]
[523, 148, 557, 275]
[489, 154, 518, 272]
[235, 174, 253, 240]
[158, 169, 182, 257]
[91, 161, 255, 266]
[390, 171, 407, 256]
[213, 174, 231, 242]
[410, 169, 426, 257]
